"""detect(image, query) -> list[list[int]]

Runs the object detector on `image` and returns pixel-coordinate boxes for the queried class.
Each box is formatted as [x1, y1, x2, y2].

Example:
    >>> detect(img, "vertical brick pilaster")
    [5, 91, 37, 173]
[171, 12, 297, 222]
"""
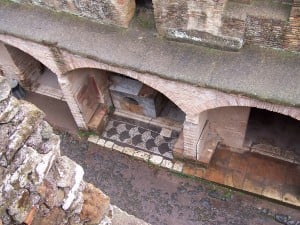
[183, 112, 208, 160]
[0, 43, 22, 80]
[57, 74, 87, 129]
[284, 1, 300, 51]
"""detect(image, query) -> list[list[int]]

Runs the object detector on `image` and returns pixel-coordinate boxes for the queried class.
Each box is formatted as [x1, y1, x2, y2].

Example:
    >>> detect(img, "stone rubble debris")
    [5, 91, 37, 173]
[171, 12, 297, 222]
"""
[0, 76, 150, 225]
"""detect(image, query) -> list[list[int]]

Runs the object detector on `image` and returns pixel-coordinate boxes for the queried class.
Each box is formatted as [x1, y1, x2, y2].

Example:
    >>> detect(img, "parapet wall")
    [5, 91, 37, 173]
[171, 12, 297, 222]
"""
[153, 0, 299, 51]
[284, 0, 300, 51]
[10, 0, 135, 27]
[0, 76, 149, 225]
[5, 0, 300, 52]
[152, 0, 245, 50]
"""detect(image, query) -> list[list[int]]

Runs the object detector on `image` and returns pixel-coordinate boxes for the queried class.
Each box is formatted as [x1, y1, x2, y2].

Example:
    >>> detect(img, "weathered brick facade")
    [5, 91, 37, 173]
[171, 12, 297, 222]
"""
[152, 0, 245, 50]
[11, 0, 135, 27]
[0, 0, 299, 199]
[5, 0, 299, 52]
[1, 33, 299, 163]
[245, 16, 288, 49]
[0, 76, 150, 225]
[284, 0, 300, 51]
[152, 0, 298, 51]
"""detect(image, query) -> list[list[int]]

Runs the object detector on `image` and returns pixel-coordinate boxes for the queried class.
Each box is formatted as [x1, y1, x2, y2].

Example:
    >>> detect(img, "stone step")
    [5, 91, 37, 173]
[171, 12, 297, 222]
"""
[197, 136, 219, 167]
[87, 105, 107, 132]
[196, 121, 219, 167]
[33, 84, 64, 101]
[114, 108, 183, 132]
[173, 131, 184, 159]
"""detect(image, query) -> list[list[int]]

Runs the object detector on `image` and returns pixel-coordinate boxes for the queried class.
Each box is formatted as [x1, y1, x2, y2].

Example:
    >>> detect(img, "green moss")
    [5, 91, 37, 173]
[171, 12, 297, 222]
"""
[77, 129, 97, 138]
[136, 15, 154, 29]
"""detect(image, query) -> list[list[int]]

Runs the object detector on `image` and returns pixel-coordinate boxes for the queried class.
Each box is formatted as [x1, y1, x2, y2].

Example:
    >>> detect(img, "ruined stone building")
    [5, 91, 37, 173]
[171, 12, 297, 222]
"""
[0, 76, 150, 224]
[0, 0, 299, 208]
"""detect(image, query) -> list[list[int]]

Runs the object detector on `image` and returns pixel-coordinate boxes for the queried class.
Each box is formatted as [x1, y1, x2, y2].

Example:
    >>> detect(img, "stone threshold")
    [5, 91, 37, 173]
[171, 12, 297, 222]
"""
[87, 134, 300, 208]
[251, 144, 300, 165]
[32, 84, 65, 101]
[114, 109, 183, 132]
[88, 134, 184, 172]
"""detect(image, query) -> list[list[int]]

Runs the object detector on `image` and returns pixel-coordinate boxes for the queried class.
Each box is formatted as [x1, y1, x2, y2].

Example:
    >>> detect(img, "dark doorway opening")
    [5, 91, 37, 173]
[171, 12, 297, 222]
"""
[244, 108, 300, 164]
[136, 0, 153, 9]
[135, 0, 155, 30]
[108, 73, 185, 123]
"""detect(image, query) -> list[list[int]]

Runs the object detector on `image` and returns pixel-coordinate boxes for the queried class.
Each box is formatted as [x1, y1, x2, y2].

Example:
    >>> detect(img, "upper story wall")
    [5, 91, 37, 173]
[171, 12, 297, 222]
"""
[153, 0, 299, 51]
[11, 0, 135, 27]
[7, 0, 299, 52]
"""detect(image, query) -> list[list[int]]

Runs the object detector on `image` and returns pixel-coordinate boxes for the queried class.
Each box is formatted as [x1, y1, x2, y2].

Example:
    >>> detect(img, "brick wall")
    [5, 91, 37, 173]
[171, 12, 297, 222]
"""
[0, 76, 149, 225]
[1, 35, 300, 163]
[2, 44, 42, 88]
[284, 1, 300, 51]
[152, 0, 245, 50]
[57, 74, 87, 129]
[0, 43, 21, 80]
[245, 16, 289, 49]
[208, 106, 250, 151]
[11, 0, 135, 27]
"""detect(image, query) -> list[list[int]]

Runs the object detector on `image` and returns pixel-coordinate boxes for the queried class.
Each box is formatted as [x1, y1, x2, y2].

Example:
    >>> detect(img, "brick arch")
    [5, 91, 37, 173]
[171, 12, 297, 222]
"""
[0, 35, 61, 75]
[62, 66, 187, 116]
[196, 95, 300, 121]
[1, 34, 297, 122]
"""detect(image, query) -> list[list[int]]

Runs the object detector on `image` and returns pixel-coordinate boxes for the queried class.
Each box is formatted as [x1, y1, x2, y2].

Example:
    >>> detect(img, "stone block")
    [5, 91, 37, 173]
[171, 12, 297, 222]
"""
[0, 76, 11, 101]
[88, 135, 99, 144]
[183, 165, 196, 176]
[282, 192, 300, 207]
[172, 161, 184, 173]
[195, 167, 205, 178]
[123, 147, 136, 156]
[204, 167, 226, 184]
[0, 96, 20, 123]
[104, 141, 114, 149]
[160, 128, 172, 138]
[133, 150, 150, 161]
[149, 155, 163, 165]
[262, 186, 283, 202]
[80, 183, 110, 224]
[109, 75, 165, 118]
[14, 0, 135, 28]
[224, 171, 245, 189]
[113, 144, 124, 153]
[153, 0, 244, 50]
[161, 159, 173, 169]
[242, 179, 263, 195]
[97, 138, 106, 147]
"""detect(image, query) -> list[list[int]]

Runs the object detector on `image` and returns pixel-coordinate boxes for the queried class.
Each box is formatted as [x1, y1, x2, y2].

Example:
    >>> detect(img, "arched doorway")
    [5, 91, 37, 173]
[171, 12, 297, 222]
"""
[64, 68, 186, 159]
[135, 0, 155, 30]
[106, 72, 185, 159]
[244, 107, 300, 164]
[0, 43, 78, 133]
[198, 106, 300, 205]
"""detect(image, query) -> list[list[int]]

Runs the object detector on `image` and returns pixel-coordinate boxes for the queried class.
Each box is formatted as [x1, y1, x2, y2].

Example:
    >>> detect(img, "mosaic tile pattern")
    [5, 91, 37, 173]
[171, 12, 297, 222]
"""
[101, 117, 179, 159]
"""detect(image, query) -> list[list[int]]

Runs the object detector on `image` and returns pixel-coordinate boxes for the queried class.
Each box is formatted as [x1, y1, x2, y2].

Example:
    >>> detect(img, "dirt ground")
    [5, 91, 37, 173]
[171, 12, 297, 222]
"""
[59, 132, 300, 225]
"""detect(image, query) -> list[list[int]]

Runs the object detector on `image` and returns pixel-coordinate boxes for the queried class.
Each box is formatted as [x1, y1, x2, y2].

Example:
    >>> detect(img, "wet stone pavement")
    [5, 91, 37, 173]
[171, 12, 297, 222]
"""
[101, 115, 179, 159]
[59, 132, 300, 225]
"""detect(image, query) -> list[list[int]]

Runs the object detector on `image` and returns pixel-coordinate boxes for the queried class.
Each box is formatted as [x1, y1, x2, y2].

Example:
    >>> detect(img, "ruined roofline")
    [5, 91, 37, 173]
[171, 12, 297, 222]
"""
[0, 2, 299, 108]
[3, 0, 299, 52]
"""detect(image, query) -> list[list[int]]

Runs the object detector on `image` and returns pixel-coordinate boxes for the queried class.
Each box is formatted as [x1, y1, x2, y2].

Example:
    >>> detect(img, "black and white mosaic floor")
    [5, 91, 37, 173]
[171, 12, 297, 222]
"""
[101, 116, 180, 159]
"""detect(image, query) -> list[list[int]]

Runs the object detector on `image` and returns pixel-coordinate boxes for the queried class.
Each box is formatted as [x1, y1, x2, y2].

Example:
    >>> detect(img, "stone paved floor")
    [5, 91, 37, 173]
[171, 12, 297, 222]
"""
[203, 146, 300, 206]
[101, 115, 179, 159]
[59, 132, 300, 225]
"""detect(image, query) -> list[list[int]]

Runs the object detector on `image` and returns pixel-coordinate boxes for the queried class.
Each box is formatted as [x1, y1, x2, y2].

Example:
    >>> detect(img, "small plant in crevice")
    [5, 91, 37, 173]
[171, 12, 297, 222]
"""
[107, 105, 115, 115]
[77, 129, 97, 139]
